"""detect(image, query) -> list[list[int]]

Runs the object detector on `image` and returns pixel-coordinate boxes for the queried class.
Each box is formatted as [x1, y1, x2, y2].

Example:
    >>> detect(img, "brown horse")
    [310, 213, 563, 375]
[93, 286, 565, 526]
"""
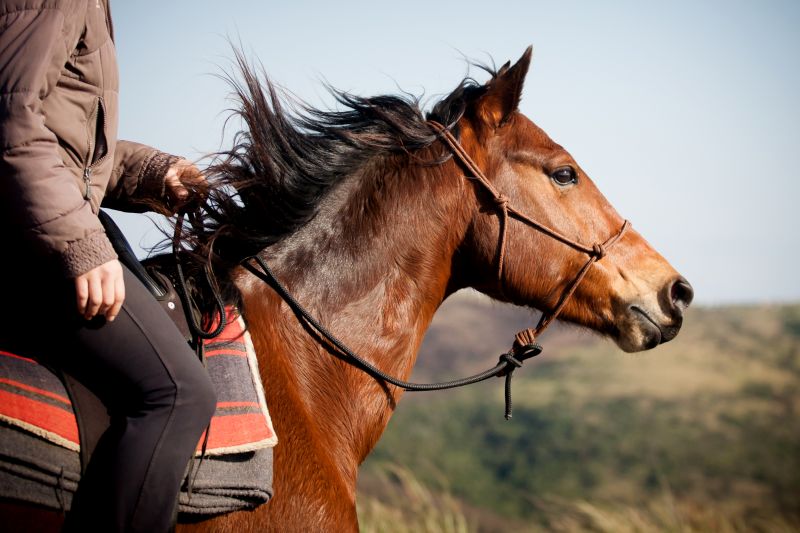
[1, 47, 692, 531]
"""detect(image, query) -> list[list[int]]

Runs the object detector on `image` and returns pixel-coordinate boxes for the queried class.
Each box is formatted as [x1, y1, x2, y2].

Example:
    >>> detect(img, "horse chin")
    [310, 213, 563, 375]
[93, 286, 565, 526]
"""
[614, 304, 681, 353]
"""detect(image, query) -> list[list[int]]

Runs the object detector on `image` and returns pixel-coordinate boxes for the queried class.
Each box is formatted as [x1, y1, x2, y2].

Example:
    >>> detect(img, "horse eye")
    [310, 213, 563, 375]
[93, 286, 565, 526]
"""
[550, 167, 577, 186]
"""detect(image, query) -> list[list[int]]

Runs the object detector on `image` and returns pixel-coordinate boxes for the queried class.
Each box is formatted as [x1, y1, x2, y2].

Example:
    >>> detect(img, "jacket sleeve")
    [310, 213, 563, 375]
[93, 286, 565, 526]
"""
[0, 6, 117, 278]
[103, 140, 181, 212]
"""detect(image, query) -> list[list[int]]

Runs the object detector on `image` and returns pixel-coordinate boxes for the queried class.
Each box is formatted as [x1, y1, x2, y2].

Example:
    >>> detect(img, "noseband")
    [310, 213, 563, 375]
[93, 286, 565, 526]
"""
[242, 121, 630, 419]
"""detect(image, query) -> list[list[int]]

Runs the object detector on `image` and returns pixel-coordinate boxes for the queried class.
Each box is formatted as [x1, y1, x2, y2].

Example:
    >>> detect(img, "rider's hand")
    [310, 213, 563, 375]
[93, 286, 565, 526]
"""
[74, 259, 125, 322]
[165, 158, 206, 207]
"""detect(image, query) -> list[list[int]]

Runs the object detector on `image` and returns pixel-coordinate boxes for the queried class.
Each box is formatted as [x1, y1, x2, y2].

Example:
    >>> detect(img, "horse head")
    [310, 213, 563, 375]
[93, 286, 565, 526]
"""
[444, 47, 693, 352]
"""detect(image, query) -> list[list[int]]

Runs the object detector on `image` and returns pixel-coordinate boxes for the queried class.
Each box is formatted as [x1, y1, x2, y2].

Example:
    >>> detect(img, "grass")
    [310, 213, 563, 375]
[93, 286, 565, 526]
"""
[356, 300, 800, 532]
[358, 465, 472, 533]
[359, 466, 800, 533]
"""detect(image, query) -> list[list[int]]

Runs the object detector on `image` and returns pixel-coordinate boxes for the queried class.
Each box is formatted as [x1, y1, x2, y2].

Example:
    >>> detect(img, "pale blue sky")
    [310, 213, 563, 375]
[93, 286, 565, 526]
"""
[111, 1, 799, 304]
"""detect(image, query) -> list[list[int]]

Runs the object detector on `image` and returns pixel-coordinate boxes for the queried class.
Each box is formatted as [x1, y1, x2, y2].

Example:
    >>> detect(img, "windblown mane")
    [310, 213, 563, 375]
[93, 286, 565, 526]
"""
[183, 56, 496, 303]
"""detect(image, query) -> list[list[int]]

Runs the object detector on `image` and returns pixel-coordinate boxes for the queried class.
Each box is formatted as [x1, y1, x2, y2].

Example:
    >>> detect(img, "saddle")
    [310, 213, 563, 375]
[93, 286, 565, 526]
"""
[0, 211, 276, 516]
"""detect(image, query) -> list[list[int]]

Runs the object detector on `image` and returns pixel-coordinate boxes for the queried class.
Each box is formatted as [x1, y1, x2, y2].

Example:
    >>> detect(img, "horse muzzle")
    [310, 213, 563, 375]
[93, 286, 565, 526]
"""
[615, 276, 694, 352]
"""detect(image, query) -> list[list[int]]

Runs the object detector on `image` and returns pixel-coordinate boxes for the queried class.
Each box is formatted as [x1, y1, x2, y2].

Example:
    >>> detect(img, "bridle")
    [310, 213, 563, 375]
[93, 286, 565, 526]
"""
[427, 121, 630, 350]
[241, 120, 630, 419]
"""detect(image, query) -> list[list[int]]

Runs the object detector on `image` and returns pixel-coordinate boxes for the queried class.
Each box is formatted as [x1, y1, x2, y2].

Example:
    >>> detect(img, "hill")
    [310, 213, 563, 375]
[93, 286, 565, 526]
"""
[357, 293, 800, 532]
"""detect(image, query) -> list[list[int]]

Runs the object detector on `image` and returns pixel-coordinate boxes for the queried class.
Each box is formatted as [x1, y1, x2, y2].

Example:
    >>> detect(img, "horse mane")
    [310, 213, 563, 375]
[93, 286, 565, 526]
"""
[182, 54, 496, 304]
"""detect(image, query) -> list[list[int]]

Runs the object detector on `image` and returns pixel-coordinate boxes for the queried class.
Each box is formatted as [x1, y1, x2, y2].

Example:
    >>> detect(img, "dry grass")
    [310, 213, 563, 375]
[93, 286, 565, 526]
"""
[358, 466, 800, 532]
[358, 465, 472, 533]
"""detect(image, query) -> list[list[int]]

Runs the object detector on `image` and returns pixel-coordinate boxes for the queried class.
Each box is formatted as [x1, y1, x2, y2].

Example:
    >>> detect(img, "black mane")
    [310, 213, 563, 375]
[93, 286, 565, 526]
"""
[183, 55, 494, 302]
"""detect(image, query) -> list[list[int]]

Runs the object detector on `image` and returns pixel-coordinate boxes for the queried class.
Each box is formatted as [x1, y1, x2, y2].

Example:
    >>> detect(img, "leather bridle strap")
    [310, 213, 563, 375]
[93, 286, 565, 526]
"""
[243, 254, 544, 420]
[239, 121, 630, 420]
[427, 120, 630, 350]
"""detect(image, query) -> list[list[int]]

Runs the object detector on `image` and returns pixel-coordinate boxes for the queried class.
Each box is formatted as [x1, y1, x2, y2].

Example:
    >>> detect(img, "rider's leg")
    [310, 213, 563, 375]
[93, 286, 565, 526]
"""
[1, 263, 217, 532]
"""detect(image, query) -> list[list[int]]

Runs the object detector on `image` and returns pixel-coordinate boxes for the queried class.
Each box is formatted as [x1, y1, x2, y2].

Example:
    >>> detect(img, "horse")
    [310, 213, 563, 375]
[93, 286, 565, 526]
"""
[0, 46, 693, 531]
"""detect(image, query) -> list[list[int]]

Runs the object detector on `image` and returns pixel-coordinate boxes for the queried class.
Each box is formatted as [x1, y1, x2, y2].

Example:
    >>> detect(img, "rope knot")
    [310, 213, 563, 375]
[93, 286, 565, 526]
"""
[592, 243, 607, 259]
[499, 352, 522, 369]
[494, 195, 509, 209]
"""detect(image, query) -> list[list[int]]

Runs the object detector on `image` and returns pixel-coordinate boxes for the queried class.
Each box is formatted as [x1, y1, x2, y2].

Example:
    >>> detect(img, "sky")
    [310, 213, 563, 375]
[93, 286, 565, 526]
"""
[111, 1, 800, 305]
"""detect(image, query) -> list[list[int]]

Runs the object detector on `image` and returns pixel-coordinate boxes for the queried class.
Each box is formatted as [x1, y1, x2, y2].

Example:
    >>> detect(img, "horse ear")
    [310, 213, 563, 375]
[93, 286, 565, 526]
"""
[478, 46, 532, 128]
[496, 60, 512, 76]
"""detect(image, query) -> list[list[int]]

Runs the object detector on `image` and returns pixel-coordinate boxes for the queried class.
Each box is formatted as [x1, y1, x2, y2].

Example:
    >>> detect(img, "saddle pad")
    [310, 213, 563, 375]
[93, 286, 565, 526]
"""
[0, 417, 274, 515]
[0, 351, 79, 450]
[0, 308, 275, 515]
[197, 310, 278, 454]
[0, 308, 277, 455]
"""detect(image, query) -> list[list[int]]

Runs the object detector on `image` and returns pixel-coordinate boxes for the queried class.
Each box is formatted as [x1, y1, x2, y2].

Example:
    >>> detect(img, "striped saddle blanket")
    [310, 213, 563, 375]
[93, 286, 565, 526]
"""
[0, 310, 276, 516]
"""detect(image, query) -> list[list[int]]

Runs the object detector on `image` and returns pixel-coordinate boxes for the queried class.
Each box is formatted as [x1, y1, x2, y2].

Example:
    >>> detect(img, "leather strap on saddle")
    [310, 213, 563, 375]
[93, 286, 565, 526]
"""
[98, 210, 194, 342]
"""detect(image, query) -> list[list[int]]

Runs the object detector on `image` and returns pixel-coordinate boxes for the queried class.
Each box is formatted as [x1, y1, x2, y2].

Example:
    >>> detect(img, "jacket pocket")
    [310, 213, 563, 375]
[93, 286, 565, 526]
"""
[90, 97, 108, 165]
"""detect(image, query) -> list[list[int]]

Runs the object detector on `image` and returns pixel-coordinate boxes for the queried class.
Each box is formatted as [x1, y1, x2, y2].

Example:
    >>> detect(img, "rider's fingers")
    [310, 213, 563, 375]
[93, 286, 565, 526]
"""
[75, 277, 89, 315]
[97, 271, 116, 317]
[84, 273, 103, 319]
[107, 272, 125, 322]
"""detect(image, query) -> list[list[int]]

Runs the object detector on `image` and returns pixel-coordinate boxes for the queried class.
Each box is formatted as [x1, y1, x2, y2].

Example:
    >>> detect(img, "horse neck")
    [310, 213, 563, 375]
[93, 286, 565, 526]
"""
[239, 154, 471, 484]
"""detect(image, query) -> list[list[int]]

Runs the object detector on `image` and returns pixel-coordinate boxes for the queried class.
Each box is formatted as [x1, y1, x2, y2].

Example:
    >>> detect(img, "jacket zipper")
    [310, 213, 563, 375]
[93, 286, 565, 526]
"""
[83, 97, 109, 201]
[83, 167, 92, 199]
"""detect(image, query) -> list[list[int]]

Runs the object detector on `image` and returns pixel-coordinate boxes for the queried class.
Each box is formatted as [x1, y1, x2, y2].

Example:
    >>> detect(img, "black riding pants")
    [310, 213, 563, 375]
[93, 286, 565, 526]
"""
[0, 263, 217, 532]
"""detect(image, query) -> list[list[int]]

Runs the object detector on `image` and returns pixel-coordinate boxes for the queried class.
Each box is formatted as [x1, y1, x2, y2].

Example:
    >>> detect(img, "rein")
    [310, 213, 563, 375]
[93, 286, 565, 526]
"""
[241, 121, 629, 419]
[172, 212, 228, 345]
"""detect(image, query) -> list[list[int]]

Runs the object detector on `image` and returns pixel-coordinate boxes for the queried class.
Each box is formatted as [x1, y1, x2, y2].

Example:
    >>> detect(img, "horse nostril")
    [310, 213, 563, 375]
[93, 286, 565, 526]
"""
[670, 277, 694, 312]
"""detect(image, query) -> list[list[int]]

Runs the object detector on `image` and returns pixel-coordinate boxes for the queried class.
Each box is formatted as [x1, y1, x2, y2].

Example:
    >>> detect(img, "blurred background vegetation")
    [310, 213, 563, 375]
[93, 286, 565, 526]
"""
[356, 294, 800, 532]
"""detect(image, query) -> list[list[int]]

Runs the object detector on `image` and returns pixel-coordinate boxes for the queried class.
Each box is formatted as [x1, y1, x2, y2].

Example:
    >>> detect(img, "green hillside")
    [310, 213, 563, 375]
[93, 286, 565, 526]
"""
[357, 295, 800, 532]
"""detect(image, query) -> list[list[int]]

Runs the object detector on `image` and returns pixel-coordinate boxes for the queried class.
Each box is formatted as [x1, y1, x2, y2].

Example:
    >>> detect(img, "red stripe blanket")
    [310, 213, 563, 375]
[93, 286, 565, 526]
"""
[0, 308, 275, 515]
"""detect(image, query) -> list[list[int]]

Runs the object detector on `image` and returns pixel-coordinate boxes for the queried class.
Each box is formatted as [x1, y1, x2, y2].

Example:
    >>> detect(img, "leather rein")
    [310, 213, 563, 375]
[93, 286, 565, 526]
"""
[240, 120, 630, 419]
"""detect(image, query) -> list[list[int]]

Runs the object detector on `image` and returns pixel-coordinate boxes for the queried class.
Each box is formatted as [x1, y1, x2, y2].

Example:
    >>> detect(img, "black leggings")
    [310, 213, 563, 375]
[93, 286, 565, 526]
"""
[0, 263, 216, 532]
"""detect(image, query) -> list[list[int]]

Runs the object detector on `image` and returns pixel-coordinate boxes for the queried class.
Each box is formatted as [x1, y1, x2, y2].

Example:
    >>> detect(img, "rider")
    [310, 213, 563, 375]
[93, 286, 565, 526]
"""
[0, 1, 217, 531]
